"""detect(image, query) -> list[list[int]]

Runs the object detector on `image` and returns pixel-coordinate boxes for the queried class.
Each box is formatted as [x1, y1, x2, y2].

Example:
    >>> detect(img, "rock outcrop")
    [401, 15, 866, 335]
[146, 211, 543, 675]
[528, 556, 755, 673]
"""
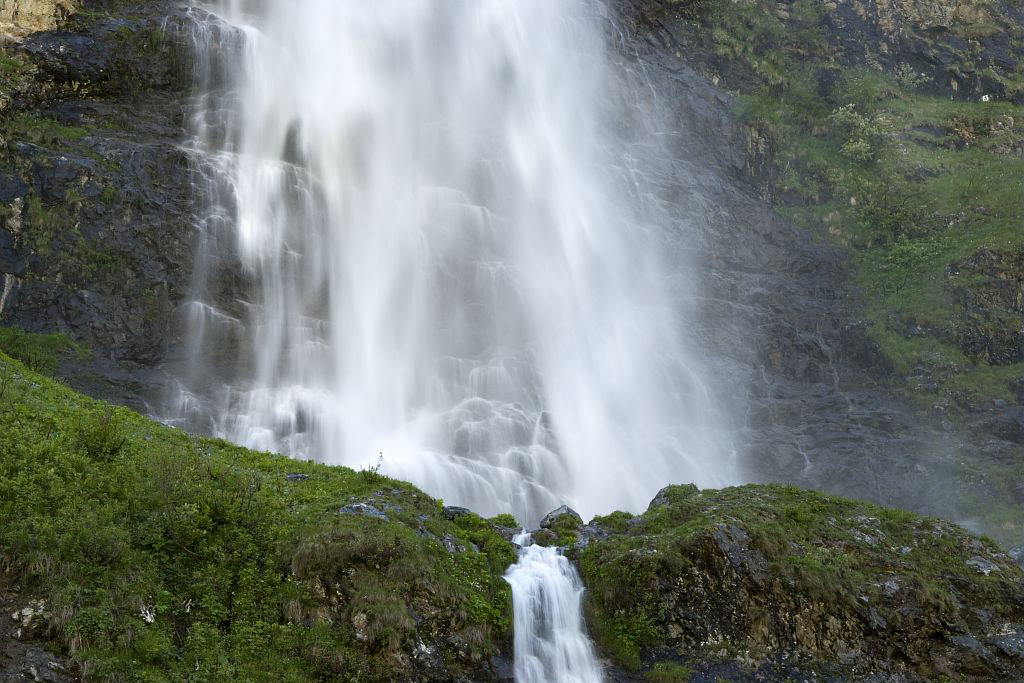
[570, 484, 1024, 681]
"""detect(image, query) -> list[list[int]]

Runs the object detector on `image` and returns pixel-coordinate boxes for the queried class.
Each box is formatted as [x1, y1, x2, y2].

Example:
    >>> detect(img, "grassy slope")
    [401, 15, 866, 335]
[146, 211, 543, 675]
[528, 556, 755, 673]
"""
[0, 337, 515, 682]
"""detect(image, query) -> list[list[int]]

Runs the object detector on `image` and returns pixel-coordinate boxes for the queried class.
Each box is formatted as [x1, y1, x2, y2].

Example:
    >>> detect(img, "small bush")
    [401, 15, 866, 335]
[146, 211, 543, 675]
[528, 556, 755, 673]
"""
[75, 409, 127, 462]
[488, 513, 519, 528]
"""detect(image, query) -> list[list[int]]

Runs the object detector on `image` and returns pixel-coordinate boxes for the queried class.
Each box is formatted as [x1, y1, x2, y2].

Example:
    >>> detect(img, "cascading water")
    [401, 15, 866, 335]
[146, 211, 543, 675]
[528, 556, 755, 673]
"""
[174, 0, 733, 526]
[175, 1, 735, 679]
[505, 533, 604, 683]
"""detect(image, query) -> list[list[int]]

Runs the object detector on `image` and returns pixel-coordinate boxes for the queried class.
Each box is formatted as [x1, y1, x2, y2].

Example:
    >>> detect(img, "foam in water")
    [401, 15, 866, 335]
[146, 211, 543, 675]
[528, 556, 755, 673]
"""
[505, 533, 604, 683]
[173, 0, 733, 527]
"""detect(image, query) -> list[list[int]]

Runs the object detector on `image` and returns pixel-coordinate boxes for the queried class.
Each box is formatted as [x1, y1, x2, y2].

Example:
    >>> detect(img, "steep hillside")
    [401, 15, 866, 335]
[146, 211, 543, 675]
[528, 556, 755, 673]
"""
[0, 339, 516, 682]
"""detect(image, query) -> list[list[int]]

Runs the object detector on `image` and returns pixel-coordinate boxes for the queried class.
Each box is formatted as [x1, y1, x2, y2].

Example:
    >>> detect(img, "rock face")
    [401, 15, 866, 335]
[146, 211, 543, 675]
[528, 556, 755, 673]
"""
[0, 586, 75, 682]
[571, 484, 1024, 681]
[612, 0, 963, 520]
[0, 1, 193, 408]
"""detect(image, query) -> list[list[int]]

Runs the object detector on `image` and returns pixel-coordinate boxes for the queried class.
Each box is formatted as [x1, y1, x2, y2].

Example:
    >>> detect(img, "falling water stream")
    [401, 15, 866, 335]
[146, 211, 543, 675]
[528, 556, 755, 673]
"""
[505, 533, 604, 683]
[176, 1, 733, 678]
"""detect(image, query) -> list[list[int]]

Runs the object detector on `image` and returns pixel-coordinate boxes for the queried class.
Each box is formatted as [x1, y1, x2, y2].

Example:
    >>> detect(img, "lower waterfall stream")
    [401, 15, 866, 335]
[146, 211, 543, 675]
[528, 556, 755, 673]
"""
[505, 534, 604, 683]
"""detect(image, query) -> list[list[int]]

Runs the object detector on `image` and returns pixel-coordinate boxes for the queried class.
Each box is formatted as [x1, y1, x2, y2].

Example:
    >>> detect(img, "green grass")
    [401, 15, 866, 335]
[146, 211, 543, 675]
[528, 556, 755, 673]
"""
[0, 349, 514, 681]
[0, 327, 88, 375]
[645, 661, 693, 682]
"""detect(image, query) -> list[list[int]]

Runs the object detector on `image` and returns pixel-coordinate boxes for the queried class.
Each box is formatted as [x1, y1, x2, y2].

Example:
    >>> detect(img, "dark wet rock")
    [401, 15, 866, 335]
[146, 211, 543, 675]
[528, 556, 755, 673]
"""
[539, 505, 582, 530]
[21, 11, 190, 97]
[488, 655, 514, 682]
[339, 503, 387, 520]
[0, 1, 195, 410]
[573, 523, 611, 549]
[284, 473, 309, 482]
[442, 505, 472, 521]
[0, 174, 27, 202]
[951, 634, 997, 663]
[978, 407, 1024, 445]
[993, 630, 1024, 659]
[0, 589, 75, 683]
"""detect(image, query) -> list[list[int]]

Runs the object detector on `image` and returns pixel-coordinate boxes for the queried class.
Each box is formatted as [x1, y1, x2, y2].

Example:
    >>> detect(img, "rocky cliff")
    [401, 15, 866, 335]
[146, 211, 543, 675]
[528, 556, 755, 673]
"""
[0, 0, 193, 409]
[615, 0, 1024, 542]
[0, 0, 1018, 537]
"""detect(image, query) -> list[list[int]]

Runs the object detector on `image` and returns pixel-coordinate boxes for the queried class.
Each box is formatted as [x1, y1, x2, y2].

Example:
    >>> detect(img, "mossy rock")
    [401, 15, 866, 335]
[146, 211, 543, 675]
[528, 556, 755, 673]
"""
[573, 484, 1024, 681]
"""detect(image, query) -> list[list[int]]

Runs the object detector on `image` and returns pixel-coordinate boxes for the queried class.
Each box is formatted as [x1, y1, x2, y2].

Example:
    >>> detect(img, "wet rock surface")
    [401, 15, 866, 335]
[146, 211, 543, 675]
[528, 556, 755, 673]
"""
[0, 0, 193, 410]
[0, 577, 76, 682]
[612, 0, 962, 519]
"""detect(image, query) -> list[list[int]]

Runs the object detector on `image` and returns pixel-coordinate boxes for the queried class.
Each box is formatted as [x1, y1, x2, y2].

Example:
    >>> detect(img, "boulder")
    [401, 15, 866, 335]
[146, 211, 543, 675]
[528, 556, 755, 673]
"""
[442, 505, 472, 521]
[539, 505, 582, 530]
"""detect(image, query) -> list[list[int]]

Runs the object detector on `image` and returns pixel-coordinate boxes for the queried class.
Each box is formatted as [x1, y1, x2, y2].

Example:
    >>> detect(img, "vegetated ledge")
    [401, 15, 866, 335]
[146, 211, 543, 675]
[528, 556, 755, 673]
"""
[3, 337, 1024, 682]
[565, 484, 1024, 682]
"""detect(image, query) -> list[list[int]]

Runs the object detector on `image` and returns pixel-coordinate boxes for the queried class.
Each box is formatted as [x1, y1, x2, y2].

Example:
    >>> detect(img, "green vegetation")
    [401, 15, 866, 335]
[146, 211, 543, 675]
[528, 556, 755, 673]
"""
[0, 326, 88, 375]
[488, 513, 520, 528]
[574, 484, 1024, 676]
[705, 0, 1024, 407]
[645, 661, 693, 682]
[0, 350, 514, 681]
[533, 510, 583, 547]
[689, 0, 1024, 540]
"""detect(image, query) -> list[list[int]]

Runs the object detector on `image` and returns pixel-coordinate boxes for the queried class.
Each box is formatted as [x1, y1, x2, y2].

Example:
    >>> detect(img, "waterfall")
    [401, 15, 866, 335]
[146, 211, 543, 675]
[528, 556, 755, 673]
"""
[505, 533, 604, 683]
[173, 0, 733, 527]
